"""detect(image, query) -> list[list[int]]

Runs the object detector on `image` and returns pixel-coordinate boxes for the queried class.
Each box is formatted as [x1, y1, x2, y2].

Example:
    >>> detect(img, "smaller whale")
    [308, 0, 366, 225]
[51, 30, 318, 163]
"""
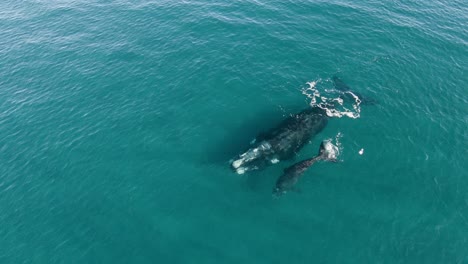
[273, 140, 338, 196]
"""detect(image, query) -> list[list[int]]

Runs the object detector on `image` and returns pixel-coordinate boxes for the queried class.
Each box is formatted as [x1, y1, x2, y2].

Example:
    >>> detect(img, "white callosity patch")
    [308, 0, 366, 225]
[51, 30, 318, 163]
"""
[236, 167, 246, 174]
[231, 141, 272, 174]
[302, 79, 361, 119]
[232, 159, 243, 169]
[270, 158, 279, 164]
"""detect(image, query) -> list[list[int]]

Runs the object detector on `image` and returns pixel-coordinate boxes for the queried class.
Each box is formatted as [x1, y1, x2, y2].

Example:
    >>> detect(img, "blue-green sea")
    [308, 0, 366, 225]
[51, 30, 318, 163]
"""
[1, 0, 467, 263]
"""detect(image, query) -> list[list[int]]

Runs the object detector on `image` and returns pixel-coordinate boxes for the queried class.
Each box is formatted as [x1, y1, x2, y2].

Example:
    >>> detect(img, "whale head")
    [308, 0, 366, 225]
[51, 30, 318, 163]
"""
[318, 140, 339, 161]
[231, 141, 274, 174]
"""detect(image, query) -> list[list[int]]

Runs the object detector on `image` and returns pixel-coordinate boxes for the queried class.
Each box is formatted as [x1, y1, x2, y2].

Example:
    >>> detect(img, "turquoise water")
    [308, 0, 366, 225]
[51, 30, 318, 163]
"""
[1, 0, 467, 263]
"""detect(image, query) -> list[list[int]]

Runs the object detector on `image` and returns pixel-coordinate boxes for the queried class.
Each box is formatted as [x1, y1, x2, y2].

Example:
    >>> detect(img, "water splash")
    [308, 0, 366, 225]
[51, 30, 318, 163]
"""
[322, 132, 343, 161]
[302, 79, 361, 118]
[322, 132, 344, 161]
[334, 132, 343, 155]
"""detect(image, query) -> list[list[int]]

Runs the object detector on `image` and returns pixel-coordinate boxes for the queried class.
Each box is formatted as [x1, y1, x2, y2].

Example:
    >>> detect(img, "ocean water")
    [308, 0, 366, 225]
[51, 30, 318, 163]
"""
[0, 0, 467, 263]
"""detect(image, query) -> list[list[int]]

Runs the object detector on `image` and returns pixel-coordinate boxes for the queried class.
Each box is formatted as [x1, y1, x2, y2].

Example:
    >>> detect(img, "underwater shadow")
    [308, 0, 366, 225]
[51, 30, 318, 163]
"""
[203, 104, 307, 168]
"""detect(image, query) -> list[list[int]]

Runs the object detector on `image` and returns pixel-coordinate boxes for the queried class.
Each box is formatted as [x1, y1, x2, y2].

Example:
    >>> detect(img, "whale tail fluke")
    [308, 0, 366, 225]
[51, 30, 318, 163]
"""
[332, 76, 378, 105]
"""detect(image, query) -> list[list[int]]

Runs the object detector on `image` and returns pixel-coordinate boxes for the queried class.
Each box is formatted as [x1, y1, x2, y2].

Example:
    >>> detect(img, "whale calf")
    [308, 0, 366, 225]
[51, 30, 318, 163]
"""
[273, 140, 338, 196]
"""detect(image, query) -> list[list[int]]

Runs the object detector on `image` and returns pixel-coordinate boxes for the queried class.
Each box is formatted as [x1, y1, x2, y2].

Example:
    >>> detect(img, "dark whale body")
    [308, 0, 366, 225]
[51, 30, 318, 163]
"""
[230, 77, 371, 174]
[231, 107, 328, 174]
[273, 140, 337, 196]
[273, 156, 321, 195]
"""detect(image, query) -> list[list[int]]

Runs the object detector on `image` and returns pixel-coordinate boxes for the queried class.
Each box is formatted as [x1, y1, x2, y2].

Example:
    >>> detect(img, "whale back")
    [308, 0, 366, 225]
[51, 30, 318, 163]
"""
[231, 107, 328, 174]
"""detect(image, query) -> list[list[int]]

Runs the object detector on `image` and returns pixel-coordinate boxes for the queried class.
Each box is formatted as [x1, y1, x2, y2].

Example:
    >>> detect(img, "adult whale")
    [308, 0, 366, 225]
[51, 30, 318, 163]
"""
[273, 140, 338, 196]
[231, 106, 328, 174]
[230, 77, 369, 174]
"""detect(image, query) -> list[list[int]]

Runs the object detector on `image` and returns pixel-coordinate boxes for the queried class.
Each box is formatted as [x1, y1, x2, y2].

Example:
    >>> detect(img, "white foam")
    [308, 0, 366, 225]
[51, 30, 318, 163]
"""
[231, 141, 272, 172]
[322, 139, 339, 160]
[335, 132, 343, 150]
[302, 79, 361, 119]
[322, 133, 343, 161]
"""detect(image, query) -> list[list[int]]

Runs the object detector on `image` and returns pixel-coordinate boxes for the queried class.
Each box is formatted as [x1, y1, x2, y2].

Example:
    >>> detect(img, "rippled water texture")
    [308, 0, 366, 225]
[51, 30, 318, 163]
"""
[0, 0, 467, 263]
